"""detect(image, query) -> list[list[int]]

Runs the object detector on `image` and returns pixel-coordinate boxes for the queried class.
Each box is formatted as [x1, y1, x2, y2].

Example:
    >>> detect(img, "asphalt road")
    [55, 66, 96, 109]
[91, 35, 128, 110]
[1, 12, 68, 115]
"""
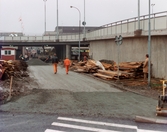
[1, 112, 167, 132]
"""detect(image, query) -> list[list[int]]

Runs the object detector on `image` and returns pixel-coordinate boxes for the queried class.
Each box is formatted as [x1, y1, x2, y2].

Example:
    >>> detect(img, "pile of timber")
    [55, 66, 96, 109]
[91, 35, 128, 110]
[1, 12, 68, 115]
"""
[94, 61, 144, 80]
[70, 59, 144, 80]
[0, 60, 29, 80]
[70, 59, 102, 73]
[99, 59, 116, 71]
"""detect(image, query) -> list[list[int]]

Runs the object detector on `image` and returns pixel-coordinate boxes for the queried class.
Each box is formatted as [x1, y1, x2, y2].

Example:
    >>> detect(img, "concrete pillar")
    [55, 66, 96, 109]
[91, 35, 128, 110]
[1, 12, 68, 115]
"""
[22, 46, 25, 55]
[66, 44, 71, 59]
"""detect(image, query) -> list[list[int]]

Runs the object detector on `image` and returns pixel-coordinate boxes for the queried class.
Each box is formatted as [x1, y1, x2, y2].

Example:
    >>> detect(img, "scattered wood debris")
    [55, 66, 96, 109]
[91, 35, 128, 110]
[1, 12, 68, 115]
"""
[0, 60, 29, 80]
[0, 60, 29, 102]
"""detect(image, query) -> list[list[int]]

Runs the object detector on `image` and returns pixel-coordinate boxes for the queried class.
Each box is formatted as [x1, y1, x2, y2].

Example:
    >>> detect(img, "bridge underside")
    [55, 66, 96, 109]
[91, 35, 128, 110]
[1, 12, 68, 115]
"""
[0, 42, 89, 60]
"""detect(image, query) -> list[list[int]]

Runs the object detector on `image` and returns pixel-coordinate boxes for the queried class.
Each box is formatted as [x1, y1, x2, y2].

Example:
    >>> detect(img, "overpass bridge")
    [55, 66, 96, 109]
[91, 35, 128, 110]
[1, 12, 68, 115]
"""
[0, 11, 167, 79]
[0, 11, 167, 45]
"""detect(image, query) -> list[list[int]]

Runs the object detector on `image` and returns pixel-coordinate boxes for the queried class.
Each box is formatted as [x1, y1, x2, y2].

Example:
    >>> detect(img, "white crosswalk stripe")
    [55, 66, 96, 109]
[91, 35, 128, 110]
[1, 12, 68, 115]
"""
[58, 117, 137, 129]
[52, 122, 119, 132]
[44, 117, 164, 132]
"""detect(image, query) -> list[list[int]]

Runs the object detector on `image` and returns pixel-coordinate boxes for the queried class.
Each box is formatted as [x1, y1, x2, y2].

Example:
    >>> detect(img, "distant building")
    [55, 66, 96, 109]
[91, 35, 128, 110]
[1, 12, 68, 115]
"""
[43, 26, 103, 36]
[0, 32, 24, 37]
[1, 46, 17, 60]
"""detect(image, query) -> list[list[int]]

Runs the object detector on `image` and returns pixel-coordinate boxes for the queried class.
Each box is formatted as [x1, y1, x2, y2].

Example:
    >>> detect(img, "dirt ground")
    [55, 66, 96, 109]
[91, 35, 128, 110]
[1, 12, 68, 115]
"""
[0, 76, 37, 103]
[0, 74, 163, 103]
[84, 73, 163, 100]
[0, 64, 163, 120]
[114, 78, 163, 99]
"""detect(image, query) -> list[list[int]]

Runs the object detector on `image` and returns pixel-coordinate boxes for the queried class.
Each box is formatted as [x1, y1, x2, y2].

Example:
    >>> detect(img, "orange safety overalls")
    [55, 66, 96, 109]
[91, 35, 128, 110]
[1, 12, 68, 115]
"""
[64, 59, 70, 74]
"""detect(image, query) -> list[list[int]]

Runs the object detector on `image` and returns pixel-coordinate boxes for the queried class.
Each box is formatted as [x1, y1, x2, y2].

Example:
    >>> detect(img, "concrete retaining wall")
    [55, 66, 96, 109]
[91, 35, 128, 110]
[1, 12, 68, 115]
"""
[89, 36, 167, 79]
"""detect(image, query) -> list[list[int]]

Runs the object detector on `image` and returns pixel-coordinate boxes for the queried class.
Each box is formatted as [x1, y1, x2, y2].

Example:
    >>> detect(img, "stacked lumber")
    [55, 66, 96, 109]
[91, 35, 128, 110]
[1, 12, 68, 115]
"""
[70, 59, 102, 73]
[70, 59, 144, 80]
[94, 69, 134, 80]
[0, 60, 29, 80]
[118, 61, 144, 78]
[93, 61, 144, 80]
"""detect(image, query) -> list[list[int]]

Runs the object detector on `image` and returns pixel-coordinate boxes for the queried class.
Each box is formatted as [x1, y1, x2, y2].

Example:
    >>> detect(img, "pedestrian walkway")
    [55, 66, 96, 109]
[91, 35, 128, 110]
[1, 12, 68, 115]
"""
[44, 117, 165, 132]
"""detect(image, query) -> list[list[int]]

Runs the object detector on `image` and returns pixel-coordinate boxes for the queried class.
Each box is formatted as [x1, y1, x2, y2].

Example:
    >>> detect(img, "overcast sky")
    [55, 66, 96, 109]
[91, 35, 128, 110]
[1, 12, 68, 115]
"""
[0, 0, 166, 35]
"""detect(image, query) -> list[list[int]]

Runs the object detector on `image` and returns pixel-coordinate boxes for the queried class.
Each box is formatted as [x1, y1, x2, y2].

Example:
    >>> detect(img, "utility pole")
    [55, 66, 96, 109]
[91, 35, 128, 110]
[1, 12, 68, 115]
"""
[56, 0, 59, 41]
[148, 0, 151, 87]
[138, 0, 140, 29]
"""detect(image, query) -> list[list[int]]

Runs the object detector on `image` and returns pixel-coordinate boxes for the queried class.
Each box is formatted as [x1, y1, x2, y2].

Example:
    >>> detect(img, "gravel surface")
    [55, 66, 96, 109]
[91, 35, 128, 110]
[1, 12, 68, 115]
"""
[0, 59, 163, 120]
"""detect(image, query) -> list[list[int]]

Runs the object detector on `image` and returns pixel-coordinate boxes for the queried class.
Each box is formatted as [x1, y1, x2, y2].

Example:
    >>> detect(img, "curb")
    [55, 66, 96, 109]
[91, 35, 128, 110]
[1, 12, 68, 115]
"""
[135, 116, 167, 124]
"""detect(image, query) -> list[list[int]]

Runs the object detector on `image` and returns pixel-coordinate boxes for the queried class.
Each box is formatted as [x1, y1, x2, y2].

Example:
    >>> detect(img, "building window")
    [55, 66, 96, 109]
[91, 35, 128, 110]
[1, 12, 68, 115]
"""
[4, 50, 11, 55]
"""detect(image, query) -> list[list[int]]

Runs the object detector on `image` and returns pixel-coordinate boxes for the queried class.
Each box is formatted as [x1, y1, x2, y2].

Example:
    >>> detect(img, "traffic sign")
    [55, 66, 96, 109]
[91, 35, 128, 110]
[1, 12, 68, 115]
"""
[82, 21, 86, 25]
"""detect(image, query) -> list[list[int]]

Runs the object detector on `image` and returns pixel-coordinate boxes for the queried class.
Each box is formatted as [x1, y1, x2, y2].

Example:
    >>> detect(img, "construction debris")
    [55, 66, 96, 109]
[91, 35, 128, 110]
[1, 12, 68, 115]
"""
[0, 60, 29, 80]
[0, 60, 29, 102]
[70, 59, 144, 80]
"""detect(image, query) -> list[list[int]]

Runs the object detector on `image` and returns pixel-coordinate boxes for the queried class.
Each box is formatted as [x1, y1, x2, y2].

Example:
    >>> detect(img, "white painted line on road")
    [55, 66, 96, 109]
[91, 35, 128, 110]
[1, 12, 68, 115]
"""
[137, 129, 164, 132]
[45, 129, 65, 132]
[52, 122, 120, 132]
[58, 117, 137, 129]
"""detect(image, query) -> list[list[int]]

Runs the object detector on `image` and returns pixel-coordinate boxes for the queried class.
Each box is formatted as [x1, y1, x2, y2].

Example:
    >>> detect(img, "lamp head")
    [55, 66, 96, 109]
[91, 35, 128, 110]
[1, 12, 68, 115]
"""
[70, 6, 73, 8]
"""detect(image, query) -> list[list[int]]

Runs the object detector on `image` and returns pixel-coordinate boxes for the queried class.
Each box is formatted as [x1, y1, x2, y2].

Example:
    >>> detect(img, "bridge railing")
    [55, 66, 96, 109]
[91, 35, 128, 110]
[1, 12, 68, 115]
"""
[86, 11, 167, 40]
[2, 11, 167, 42]
[4, 34, 84, 42]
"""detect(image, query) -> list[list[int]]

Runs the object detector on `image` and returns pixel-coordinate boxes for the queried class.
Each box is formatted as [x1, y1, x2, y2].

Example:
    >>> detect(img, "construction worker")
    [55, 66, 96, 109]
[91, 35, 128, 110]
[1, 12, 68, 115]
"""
[64, 57, 71, 74]
[52, 53, 59, 74]
[143, 54, 149, 79]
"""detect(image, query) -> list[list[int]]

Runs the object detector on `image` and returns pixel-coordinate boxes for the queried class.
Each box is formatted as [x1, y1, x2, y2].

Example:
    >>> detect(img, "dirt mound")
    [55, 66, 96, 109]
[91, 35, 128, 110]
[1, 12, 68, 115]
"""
[0, 60, 29, 102]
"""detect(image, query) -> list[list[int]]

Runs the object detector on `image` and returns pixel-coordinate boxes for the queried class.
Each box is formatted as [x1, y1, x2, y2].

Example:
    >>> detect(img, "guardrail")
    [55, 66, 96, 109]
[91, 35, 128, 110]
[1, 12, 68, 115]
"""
[2, 11, 167, 42]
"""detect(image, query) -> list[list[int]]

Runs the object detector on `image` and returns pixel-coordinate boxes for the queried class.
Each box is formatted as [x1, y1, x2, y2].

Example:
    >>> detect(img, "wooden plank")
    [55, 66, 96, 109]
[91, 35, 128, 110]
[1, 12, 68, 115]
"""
[93, 73, 114, 80]
[98, 70, 121, 77]
[156, 110, 167, 117]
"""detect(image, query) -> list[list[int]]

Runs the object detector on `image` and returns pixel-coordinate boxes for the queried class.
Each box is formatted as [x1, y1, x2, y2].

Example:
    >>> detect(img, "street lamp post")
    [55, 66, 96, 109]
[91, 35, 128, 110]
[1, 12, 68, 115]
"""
[83, 0, 86, 39]
[56, 0, 59, 41]
[43, 0, 47, 34]
[148, 0, 151, 87]
[138, 0, 140, 29]
[70, 6, 81, 62]
[151, 4, 155, 17]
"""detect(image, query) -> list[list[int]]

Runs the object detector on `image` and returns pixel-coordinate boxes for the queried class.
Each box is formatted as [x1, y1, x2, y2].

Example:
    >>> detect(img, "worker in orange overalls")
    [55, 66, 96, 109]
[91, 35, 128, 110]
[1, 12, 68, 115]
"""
[64, 57, 71, 74]
[52, 53, 59, 74]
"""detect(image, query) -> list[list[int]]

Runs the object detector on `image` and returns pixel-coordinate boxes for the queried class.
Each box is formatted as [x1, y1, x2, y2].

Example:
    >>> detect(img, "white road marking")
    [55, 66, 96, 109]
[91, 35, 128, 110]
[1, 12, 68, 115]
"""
[45, 129, 65, 132]
[45, 117, 165, 132]
[52, 122, 120, 132]
[58, 117, 137, 129]
[137, 129, 164, 132]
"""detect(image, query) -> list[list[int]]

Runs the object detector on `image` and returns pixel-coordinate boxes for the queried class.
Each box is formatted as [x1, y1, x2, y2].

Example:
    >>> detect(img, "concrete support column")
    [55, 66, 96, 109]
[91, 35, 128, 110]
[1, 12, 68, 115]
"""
[22, 46, 25, 56]
[66, 44, 71, 59]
